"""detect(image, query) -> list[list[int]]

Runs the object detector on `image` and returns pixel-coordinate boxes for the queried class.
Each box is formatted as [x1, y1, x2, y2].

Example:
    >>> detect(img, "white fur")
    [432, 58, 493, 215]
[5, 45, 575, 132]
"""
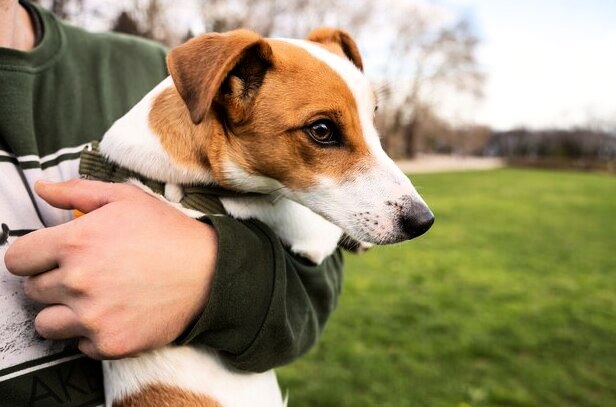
[280, 40, 430, 243]
[221, 159, 285, 194]
[100, 77, 215, 185]
[219, 160, 342, 263]
[104, 179, 290, 406]
[164, 183, 184, 203]
[221, 195, 342, 264]
[129, 176, 341, 264]
[97, 38, 430, 407]
[104, 348, 285, 407]
[125, 179, 205, 219]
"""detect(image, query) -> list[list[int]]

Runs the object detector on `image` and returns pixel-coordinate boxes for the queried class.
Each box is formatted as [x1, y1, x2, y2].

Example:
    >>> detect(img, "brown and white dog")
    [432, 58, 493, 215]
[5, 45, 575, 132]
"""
[96, 28, 434, 406]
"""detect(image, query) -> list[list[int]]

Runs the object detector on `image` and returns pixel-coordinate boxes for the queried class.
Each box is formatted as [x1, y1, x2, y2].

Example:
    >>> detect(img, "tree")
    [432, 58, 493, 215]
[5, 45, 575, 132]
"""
[36, 0, 485, 159]
[372, 4, 485, 157]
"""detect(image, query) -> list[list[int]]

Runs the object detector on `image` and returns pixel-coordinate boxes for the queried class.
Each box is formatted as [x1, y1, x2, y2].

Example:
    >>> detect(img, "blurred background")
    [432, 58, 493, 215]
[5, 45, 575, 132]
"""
[34, 1, 616, 406]
[35, 0, 616, 170]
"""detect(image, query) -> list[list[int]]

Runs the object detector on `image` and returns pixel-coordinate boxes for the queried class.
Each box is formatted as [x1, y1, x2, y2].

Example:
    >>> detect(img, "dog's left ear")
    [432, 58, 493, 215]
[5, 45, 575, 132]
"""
[306, 27, 363, 71]
[167, 29, 273, 124]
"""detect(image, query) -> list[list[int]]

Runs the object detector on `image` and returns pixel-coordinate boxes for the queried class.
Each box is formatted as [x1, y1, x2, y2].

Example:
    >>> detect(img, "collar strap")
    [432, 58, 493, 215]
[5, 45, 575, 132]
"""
[79, 142, 261, 215]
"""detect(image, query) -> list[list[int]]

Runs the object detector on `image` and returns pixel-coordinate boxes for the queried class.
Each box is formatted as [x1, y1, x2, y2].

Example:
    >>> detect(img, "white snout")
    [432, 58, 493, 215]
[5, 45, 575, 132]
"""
[293, 163, 434, 245]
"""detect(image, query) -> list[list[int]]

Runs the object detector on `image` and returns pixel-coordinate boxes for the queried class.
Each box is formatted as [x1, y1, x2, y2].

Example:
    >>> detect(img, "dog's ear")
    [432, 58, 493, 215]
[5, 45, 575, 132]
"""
[167, 29, 273, 124]
[306, 27, 363, 71]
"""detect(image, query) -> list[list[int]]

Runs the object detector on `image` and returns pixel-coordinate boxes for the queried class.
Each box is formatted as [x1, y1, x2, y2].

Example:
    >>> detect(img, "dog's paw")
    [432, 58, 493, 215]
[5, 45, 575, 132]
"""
[338, 234, 374, 253]
[291, 242, 337, 265]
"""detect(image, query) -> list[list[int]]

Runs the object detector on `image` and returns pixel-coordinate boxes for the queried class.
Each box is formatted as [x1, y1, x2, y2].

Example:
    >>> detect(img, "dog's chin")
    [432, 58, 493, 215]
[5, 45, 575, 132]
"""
[342, 229, 409, 246]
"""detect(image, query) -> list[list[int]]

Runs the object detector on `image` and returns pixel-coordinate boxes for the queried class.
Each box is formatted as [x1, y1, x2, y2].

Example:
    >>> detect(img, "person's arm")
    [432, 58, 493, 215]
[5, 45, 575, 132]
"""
[5, 180, 217, 359]
[177, 216, 343, 372]
[5, 179, 343, 369]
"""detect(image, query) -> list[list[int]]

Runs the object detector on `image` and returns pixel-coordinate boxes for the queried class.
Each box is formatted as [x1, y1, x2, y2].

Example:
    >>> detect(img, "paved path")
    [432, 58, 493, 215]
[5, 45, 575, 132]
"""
[396, 154, 505, 174]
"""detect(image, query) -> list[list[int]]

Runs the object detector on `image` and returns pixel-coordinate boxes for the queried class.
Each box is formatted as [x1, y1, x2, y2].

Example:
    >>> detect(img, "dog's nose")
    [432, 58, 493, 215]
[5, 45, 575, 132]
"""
[400, 205, 434, 239]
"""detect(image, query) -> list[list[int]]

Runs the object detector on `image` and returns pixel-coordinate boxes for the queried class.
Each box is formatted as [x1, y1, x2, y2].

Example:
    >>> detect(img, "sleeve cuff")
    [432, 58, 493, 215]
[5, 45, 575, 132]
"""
[175, 215, 276, 356]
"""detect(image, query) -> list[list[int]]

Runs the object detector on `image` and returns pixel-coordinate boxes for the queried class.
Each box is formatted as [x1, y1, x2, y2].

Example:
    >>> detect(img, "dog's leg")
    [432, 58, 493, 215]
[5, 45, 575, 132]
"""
[112, 384, 222, 407]
[220, 196, 343, 264]
[104, 347, 285, 407]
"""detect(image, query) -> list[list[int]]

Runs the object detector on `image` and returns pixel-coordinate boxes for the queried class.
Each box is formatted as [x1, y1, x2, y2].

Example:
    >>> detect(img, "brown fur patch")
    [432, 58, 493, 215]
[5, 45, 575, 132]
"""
[149, 86, 213, 171]
[149, 31, 374, 192]
[113, 384, 222, 407]
[167, 30, 272, 124]
[219, 39, 372, 189]
[305, 27, 364, 70]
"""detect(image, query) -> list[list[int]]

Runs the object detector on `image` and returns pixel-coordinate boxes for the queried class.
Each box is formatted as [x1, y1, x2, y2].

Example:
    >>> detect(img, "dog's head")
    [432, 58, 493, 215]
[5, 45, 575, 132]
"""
[164, 28, 433, 244]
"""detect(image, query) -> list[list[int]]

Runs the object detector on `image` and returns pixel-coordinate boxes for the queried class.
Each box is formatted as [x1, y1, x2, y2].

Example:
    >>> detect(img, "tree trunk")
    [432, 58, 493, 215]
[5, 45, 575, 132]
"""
[404, 116, 418, 158]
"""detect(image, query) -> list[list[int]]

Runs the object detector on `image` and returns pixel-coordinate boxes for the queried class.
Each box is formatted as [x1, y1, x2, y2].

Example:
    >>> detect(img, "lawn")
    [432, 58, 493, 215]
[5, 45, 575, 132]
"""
[277, 168, 616, 407]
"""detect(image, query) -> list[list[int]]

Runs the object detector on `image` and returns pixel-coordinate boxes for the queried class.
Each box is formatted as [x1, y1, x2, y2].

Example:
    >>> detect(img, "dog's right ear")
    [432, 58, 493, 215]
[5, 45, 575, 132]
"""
[167, 30, 273, 124]
[306, 27, 363, 71]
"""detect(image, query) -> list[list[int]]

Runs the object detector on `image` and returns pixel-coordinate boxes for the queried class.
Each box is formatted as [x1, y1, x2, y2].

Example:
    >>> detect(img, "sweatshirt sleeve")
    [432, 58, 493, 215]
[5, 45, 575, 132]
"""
[175, 214, 344, 372]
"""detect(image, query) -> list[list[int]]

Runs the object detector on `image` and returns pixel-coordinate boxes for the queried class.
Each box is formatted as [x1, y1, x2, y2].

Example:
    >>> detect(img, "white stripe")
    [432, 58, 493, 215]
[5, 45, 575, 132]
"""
[285, 39, 409, 182]
[0, 142, 90, 164]
[0, 354, 85, 382]
[281, 39, 381, 153]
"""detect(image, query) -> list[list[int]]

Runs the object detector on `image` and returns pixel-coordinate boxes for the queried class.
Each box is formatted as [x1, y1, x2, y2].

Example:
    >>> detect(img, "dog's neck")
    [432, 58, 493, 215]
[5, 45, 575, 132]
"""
[99, 77, 219, 186]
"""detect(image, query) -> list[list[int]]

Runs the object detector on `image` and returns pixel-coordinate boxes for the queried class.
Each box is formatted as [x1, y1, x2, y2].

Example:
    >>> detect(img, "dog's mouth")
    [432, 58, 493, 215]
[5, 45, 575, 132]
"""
[341, 197, 435, 245]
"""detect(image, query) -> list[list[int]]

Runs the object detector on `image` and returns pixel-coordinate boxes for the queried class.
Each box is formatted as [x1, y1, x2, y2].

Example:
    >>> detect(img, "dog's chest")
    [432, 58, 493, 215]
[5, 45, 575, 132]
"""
[220, 195, 342, 264]
[158, 181, 344, 264]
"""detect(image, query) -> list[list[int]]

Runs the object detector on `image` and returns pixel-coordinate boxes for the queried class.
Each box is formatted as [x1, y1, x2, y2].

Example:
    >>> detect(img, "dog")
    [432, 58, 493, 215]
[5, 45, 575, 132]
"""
[85, 27, 434, 406]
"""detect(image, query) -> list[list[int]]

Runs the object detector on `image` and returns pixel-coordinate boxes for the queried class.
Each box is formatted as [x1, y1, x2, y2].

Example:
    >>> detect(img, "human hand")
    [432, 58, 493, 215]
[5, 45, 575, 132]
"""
[4, 179, 217, 359]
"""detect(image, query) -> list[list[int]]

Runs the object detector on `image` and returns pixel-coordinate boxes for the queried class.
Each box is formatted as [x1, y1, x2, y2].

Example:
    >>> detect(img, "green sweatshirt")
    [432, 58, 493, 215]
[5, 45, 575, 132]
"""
[0, 2, 343, 406]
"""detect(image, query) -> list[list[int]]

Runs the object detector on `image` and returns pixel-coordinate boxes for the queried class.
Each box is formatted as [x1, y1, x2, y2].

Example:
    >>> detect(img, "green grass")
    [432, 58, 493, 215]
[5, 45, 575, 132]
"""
[278, 168, 616, 407]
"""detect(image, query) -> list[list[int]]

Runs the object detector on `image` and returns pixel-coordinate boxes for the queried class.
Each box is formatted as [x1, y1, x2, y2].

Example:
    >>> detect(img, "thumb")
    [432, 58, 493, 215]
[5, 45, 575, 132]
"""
[35, 179, 127, 214]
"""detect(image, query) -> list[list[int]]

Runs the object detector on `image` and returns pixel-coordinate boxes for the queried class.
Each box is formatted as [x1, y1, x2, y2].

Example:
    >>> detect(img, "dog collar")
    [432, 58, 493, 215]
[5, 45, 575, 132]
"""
[79, 141, 260, 215]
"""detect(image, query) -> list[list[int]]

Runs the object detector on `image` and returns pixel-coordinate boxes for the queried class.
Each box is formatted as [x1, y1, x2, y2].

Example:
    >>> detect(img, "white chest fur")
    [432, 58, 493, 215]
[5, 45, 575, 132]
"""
[220, 195, 342, 264]
[131, 178, 343, 265]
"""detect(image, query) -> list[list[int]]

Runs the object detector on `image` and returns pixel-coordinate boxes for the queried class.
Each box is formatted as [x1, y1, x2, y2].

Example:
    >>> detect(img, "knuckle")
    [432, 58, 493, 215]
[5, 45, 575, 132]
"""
[3, 239, 27, 273]
[98, 181, 131, 202]
[78, 309, 100, 334]
[65, 178, 83, 188]
[3, 250, 16, 272]
[33, 312, 53, 338]
[96, 336, 131, 359]
[78, 339, 101, 360]
[22, 278, 38, 299]
[61, 224, 87, 253]
[63, 268, 90, 296]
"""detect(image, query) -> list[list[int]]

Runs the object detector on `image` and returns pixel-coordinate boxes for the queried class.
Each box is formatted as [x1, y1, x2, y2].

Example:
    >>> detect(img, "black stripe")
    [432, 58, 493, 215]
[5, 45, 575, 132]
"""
[0, 353, 104, 407]
[0, 223, 8, 245]
[1, 226, 37, 246]
[0, 155, 19, 165]
[41, 151, 83, 170]
[0, 348, 80, 378]
[0, 151, 83, 170]
[10, 229, 36, 236]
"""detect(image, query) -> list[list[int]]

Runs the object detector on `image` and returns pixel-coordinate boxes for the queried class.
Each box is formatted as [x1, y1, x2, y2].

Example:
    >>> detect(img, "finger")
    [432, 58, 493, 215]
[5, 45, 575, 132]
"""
[35, 179, 135, 214]
[35, 304, 85, 340]
[4, 226, 64, 276]
[23, 270, 68, 304]
[78, 338, 102, 360]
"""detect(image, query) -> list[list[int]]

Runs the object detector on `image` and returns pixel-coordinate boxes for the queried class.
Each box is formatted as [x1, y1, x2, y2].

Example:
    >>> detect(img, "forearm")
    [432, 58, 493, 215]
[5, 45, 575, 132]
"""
[177, 215, 344, 372]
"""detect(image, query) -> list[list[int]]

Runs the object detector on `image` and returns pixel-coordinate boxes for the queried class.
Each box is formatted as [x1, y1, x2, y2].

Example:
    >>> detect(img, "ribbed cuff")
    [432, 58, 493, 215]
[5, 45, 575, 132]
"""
[175, 215, 276, 356]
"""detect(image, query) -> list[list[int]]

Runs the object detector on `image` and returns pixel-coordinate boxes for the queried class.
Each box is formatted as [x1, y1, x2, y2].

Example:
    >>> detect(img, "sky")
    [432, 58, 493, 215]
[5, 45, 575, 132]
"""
[49, 0, 616, 131]
[437, 0, 616, 130]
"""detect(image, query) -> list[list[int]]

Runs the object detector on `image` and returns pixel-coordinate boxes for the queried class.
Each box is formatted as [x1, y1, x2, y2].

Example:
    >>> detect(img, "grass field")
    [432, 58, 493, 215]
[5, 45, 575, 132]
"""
[277, 168, 616, 407]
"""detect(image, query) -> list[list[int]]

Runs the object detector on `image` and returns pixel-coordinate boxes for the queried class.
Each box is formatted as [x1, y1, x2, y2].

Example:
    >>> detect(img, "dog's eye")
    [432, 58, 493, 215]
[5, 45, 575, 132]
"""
[305, 120, 340, 146]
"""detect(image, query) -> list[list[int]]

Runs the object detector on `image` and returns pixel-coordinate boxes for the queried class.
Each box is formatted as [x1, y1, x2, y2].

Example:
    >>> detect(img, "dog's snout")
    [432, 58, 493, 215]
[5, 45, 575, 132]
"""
[400, 205, 434, 239]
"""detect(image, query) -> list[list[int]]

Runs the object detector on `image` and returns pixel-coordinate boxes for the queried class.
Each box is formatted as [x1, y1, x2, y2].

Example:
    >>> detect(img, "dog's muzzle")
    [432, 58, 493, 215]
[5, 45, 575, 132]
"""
[391, 195, 434, 240]
[399, 203, 434, 239]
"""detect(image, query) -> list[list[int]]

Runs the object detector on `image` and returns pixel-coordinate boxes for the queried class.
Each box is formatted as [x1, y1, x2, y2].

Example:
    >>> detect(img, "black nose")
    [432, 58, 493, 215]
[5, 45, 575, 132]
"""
[400, 206, 435, 239]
